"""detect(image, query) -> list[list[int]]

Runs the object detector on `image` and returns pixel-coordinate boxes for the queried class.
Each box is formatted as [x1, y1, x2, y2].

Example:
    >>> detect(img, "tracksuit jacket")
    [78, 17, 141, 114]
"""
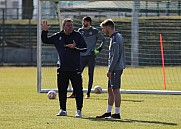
[41, 30, 87, 72]
[108, 32, 126, 72]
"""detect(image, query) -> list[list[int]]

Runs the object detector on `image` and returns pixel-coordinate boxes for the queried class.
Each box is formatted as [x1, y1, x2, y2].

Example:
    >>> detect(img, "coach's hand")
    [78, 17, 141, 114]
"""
[64, 40, 76, 49]
[42, 20, 50, 31]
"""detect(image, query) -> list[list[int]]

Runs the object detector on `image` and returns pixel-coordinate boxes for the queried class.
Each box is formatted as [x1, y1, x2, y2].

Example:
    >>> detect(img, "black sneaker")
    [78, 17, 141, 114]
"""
[110, 113, 121, 119]
[96, 112, 111, 118]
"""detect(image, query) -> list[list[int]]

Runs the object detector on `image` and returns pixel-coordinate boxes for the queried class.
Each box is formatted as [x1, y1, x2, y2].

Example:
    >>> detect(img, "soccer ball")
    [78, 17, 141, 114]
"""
[47, 90, 57, 99]
[94, 86, 102, 94]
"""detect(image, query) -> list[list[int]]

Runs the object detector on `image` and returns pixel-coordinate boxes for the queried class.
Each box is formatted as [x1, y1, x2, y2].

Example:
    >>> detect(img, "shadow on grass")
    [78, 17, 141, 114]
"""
[84, 117, 177, 126]
[122, 99, 144, 102]
[90, 97, 144, 103]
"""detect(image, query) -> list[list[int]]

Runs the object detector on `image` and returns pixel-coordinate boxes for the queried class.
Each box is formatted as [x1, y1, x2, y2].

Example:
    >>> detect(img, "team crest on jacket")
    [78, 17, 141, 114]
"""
[59, 37, 62, 40]
[81, 31, 84, 35]
[89, 32, 92, 35]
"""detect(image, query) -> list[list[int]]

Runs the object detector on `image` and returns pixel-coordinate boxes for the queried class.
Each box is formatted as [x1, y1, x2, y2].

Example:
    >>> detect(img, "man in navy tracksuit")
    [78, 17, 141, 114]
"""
[41, 19, 87, 117]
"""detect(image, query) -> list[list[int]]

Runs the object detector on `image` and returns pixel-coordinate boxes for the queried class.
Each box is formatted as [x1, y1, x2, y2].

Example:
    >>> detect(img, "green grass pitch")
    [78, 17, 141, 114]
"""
[0, 67, 181, 129]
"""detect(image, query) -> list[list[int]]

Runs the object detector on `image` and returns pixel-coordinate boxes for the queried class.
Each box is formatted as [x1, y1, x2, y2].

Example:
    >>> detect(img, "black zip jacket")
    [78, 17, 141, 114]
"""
[41, 30, 87, 71]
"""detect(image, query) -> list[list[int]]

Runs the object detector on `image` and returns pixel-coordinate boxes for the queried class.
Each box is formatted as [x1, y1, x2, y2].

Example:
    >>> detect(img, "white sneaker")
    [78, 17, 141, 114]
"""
[75, 110, 82, 118]
[56, 110, 67, 116]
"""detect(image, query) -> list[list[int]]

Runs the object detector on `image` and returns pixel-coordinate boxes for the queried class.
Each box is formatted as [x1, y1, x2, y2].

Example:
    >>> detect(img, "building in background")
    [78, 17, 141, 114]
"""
[0, 1, 180, 19]
[0, 0, 19, 19]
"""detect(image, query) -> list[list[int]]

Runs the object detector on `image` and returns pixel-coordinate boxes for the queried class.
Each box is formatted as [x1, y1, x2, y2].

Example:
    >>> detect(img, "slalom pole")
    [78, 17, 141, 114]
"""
[160, 34, 166, 89]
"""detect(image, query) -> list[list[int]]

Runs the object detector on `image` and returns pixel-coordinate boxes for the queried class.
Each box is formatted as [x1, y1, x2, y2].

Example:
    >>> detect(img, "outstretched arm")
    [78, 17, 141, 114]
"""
[41, 20, 53, 44]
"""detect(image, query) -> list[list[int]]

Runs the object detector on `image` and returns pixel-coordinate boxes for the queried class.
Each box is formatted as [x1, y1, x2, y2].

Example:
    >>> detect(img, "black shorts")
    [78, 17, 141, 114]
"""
[108, 70, 123, 89]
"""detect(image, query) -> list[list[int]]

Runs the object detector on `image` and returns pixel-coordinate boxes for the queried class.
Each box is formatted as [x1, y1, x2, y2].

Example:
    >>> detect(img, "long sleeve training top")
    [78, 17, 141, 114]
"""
[108, 32, 126, 72]
[78, 27, 106, 56]
[41, 30, 87, 71]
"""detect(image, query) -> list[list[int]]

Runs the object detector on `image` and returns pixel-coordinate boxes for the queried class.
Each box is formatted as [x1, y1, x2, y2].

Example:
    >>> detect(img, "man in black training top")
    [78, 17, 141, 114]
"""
[41, 19, 87, 118]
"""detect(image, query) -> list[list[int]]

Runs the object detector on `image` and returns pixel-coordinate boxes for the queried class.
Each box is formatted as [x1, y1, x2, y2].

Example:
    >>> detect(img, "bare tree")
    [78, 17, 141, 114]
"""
[22, 0, 34, 19]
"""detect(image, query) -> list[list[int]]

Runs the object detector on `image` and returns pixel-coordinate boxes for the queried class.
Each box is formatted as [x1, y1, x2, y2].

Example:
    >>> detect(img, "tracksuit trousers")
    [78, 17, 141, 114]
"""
[57, 69, 83, 111]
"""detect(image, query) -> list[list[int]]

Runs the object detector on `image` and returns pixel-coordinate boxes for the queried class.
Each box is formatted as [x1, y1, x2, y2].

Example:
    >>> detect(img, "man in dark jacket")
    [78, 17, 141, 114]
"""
[41, 19, 87, 118]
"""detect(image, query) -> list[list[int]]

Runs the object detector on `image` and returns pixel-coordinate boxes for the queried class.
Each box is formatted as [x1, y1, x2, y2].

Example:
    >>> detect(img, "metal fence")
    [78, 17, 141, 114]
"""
[0, 4, 181, 66]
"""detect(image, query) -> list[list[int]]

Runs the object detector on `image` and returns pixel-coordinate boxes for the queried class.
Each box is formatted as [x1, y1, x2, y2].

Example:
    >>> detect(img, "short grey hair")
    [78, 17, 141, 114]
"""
[62, 18, 73, 26]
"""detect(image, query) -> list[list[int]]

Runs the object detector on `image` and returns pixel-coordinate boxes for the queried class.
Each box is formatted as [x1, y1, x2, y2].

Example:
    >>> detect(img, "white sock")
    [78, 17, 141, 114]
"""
[106, 105, 112, 113]
[115, 107, 120, 114]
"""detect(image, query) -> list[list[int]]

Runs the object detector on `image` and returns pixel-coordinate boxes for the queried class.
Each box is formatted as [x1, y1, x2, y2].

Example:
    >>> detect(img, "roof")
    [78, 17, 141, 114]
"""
[72, 1, 132, 8]
[71, 1, 180, 10]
